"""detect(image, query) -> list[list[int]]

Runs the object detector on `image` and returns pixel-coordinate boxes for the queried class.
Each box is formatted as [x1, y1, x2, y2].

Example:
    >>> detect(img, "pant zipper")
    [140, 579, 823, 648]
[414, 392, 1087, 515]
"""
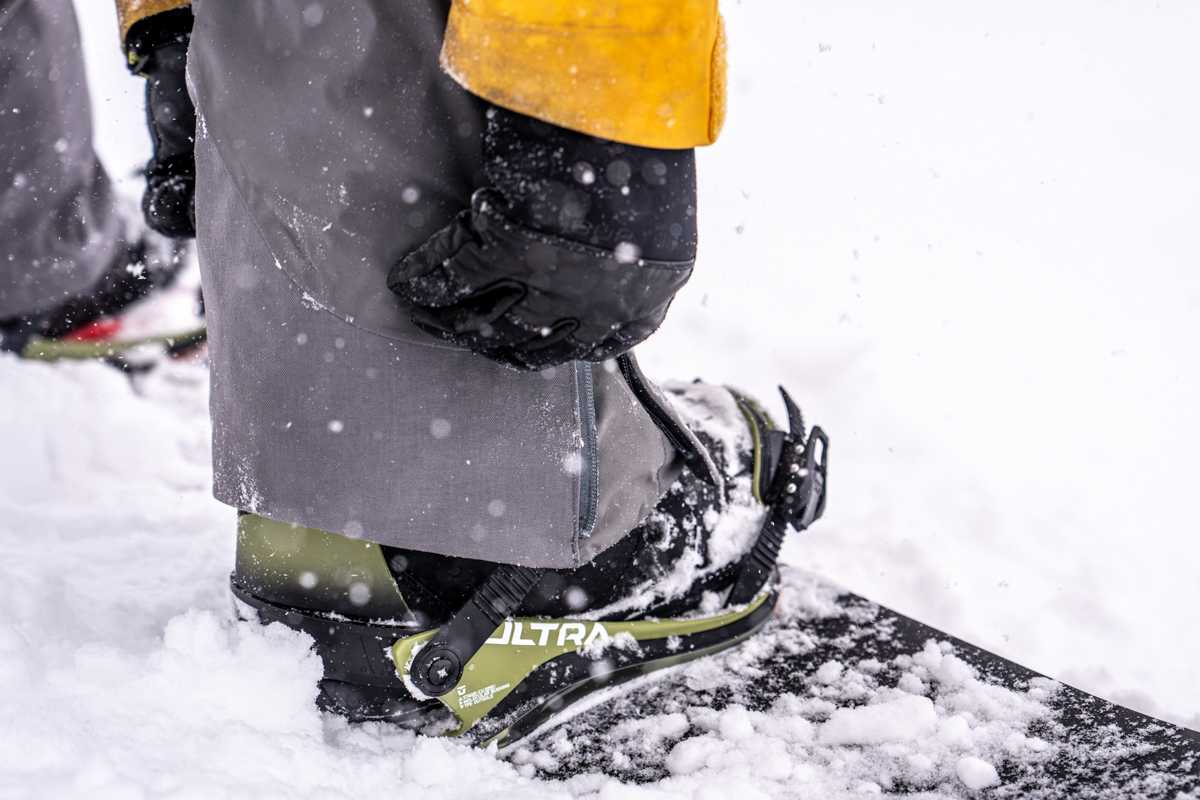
[575, 361, 599, 540]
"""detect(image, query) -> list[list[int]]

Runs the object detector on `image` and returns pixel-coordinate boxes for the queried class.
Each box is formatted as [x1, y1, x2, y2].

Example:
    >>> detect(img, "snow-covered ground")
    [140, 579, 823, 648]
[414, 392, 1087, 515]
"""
[660, 0, 1200, 734]
[1, 1, 1197, 796]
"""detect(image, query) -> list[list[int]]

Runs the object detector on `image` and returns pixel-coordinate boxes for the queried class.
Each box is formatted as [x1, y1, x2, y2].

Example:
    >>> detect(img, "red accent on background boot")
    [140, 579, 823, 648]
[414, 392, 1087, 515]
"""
[64, 318, 123, 342]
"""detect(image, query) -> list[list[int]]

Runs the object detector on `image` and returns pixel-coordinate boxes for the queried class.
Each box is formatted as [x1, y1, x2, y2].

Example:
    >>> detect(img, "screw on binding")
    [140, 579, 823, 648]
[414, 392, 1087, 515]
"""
[408, 564, 544, 697]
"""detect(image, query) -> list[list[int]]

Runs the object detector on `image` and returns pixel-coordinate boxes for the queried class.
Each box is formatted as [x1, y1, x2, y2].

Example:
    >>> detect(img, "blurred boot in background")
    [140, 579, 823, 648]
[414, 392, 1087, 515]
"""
[0, 0, 194, 361]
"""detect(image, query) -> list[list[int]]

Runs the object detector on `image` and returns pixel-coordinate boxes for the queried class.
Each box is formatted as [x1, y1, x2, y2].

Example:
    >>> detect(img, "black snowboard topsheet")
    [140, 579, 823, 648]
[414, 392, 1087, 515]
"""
[506, 568, 1199, 798]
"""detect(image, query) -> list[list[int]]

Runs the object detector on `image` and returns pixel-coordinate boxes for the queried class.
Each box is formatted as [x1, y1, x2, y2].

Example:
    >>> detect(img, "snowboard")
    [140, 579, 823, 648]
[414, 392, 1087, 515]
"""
[11, 258, 207, 372]
[503, 567, 1200, 798]
[20, 324, 207, 371]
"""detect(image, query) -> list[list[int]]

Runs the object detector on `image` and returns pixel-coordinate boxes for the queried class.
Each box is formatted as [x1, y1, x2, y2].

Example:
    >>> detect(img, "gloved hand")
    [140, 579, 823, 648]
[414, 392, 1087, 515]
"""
[126, 8, 196, 239]
[388, 107, 698, 371]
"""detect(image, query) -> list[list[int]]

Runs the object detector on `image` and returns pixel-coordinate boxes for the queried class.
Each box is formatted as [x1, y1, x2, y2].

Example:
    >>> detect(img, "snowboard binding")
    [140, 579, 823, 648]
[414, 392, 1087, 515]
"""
[1, 231, 207, 370]
[231, 383, 826, 749]
[231, 513, 778, 747]
[728, 387, 828, 604]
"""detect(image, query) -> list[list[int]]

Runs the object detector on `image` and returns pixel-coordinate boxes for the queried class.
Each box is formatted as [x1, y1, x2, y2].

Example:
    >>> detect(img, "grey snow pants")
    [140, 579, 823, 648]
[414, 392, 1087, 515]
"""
[190, 0, 708, 568]
[0, 0, 122, 318]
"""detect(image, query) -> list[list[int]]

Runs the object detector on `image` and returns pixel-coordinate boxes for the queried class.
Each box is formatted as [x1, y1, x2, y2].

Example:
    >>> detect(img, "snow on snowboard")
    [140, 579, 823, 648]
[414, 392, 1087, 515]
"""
[503, 567, 1200, 798]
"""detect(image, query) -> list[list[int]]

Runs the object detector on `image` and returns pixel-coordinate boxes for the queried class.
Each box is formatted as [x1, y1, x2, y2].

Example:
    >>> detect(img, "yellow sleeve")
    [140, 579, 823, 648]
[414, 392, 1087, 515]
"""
[114, 0, 191, 43]
[440, 0, 727, 149]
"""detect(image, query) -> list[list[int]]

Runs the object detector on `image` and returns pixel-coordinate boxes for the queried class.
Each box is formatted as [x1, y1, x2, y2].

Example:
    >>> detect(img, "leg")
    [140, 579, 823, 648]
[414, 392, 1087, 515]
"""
[190, 0, 690, 567]
[0, 0, 191, 358]
[0, 0, 122, 319]
[188, 0, 826, 740]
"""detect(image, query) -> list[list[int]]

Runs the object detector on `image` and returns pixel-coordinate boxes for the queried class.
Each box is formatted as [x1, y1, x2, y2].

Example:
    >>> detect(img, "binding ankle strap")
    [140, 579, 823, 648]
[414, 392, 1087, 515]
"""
[408, 564, 546, 697]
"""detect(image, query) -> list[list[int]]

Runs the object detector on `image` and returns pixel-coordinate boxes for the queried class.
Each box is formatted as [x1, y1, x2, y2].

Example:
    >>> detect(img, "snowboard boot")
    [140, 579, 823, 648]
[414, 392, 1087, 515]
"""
[0, 226, 205, 366]
[230, 379, 827, 748]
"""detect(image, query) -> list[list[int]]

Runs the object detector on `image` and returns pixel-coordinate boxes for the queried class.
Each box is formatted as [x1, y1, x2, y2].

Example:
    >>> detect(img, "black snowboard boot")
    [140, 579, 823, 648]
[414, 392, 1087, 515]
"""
[0, 227, 204, 363]
[231, 380, 827, 748]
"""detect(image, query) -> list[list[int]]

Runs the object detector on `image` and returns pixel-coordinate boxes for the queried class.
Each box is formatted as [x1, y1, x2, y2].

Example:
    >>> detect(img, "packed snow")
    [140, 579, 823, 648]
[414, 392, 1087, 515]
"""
[1, 0, 1198, 796]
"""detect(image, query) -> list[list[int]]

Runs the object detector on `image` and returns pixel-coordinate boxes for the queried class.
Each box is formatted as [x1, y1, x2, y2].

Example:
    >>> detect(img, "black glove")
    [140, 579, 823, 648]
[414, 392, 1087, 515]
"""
[388, 106, 698, 371]
[126, 8, 196, 239]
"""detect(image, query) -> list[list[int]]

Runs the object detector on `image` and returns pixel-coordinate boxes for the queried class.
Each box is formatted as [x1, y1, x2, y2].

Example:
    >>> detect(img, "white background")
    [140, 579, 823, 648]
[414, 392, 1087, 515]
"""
[641, 0, 1200, 729]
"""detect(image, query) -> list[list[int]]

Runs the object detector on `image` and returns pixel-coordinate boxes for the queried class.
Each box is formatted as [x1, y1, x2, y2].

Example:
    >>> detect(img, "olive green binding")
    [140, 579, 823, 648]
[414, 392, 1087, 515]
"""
[19, 325, 207, 361]
[236, 513, 413, 622]
[392, 587, 773, 736]
[729, 388, 777, 505]
[482, 618, 768, 750]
